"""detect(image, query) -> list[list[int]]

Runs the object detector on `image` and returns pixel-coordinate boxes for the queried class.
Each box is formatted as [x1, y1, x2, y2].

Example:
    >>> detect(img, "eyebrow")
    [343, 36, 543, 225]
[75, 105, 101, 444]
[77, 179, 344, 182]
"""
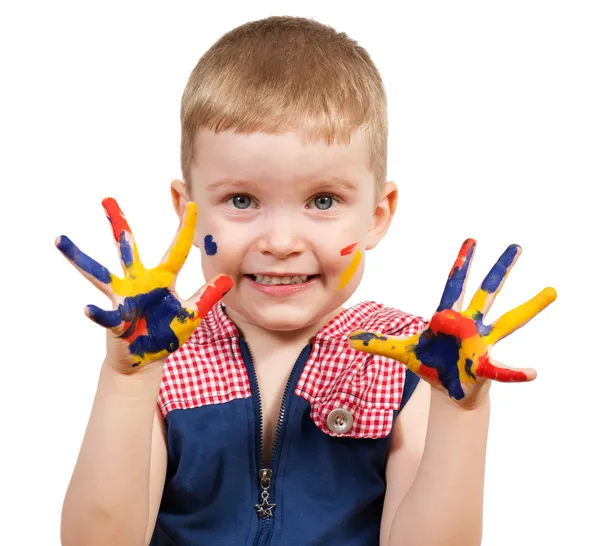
[205, 177, 358, 193]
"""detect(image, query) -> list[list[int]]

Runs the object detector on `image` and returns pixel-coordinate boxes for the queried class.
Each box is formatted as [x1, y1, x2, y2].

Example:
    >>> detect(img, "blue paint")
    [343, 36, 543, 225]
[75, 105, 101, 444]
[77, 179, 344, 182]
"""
[88, 288, 196, 366]
[465, 358, 476, 380]
[57, 235, 112, 284]
[437, 244, 475, 312]
[126, 289, 195, 364]
[414, 330, 465, 400]
[87, 305, 121, 327]
[481, 244, 520, 293]
[473, 311, 493, 336]
[119, 232, 134, 267]
[349, 332, 388, 346]
[204, 234, 218, 256]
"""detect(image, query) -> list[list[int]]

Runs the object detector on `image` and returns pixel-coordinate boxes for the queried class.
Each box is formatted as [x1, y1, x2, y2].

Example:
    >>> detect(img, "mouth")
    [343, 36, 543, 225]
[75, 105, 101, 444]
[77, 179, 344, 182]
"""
[244, 274, 319, 286]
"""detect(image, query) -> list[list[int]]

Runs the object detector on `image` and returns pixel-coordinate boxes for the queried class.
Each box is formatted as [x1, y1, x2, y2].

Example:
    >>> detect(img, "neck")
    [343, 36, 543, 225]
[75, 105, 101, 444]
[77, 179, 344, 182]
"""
[222, 304, 344, 355]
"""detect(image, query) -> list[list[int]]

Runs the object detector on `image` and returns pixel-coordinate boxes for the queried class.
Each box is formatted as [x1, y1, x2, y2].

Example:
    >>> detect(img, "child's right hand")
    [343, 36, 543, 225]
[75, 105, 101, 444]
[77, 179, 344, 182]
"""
[56, 197, 233, 373]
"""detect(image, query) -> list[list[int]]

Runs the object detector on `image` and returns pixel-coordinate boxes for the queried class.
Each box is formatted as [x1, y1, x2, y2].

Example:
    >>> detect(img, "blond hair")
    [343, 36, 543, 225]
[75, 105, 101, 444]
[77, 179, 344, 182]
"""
[181, 16, 388, 196]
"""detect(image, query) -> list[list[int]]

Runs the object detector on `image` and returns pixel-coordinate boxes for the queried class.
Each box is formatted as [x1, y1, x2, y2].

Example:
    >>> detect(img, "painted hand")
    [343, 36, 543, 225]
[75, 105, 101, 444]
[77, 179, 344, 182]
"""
[349, 239, 556, 406]
[56, 198, 233, 370]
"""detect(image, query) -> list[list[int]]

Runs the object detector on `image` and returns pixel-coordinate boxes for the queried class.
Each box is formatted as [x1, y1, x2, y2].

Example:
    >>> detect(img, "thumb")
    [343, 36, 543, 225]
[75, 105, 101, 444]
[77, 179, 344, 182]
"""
[187, 274, 234, 319]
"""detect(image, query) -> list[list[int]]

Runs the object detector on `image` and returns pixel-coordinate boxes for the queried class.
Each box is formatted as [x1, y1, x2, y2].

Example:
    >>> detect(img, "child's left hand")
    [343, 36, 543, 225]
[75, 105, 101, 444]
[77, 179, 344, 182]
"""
[348, 239, 557, 409]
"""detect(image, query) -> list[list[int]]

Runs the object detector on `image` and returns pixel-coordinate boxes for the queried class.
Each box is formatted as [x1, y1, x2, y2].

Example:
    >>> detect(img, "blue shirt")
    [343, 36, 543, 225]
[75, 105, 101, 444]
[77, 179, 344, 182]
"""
[150, 301, 426, 545]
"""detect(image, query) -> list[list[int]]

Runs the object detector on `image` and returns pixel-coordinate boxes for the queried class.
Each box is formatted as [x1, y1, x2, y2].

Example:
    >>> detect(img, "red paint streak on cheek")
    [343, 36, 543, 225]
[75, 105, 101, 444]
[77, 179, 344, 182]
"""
[340, 243, 358, 256]
[477, 354, 527, 381]
[429, 309, 477, 339]
[196, 276, 234, 317]
[122, 317, 148, 343]
[102, 198, 132, 242]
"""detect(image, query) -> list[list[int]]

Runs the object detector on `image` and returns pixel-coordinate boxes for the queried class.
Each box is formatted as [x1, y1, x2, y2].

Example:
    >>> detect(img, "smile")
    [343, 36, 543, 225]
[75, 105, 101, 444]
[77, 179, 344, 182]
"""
[248, 274, 318, 285]
[244, 274, 320, 295]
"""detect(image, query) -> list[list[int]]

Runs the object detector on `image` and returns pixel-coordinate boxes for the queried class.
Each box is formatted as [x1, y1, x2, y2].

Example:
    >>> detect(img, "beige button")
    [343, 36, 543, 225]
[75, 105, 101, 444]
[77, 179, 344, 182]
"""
[326, 408, 353, 434]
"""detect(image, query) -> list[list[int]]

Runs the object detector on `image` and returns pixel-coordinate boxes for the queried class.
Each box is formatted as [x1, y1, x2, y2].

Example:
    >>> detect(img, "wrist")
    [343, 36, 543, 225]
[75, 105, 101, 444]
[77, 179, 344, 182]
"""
[99, 357, 165, 399]
[430, 383, 491, 413]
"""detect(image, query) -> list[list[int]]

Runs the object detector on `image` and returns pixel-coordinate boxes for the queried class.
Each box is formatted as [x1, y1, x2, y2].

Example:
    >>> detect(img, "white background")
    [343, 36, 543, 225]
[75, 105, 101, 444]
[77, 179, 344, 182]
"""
[1, 1, 598, 544]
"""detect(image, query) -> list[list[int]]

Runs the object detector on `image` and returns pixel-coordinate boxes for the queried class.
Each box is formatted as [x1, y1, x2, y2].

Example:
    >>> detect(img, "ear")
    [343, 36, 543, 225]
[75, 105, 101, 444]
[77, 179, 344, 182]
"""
[170, 179, 200, 248]
[365, 181, 398, 251]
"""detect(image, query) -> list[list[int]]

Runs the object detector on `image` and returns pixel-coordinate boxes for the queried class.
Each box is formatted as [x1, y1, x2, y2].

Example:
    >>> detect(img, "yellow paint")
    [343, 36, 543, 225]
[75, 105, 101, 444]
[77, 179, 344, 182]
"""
[457, 335, 488, 384]
[110, 203, 197, 298]
[338, 249, 362, 290]
[466, 288, 489, 316]
[486, 286, 557, 344]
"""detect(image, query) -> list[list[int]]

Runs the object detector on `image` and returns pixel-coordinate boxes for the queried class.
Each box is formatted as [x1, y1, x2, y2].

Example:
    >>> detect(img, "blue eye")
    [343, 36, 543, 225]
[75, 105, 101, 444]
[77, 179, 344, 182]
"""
[313, 195, 334, 210]
[230, 195, 252, 209]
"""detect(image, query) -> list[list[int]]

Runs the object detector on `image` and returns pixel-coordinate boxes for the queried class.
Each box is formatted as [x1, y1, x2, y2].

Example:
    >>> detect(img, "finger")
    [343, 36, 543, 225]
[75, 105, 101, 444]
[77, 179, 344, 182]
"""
[160, 201, 198, 275]
[474, 354, 536, 382]
[102, 197, 143, 273]
[56, 235, 116, 298]
[186, 274, 234, 319]
[348, 330, 415, 364]
[436, 238, 477, 312]
[466, 244, 521, 319]
[485, 286, 557, 344]
[349, 330, 441, 384]
[85, 304, 122, 328]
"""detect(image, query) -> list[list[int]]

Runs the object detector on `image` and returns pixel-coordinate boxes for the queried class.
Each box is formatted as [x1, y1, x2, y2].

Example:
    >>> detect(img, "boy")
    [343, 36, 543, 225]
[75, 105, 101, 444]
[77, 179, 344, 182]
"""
[56, 15, 556, 546]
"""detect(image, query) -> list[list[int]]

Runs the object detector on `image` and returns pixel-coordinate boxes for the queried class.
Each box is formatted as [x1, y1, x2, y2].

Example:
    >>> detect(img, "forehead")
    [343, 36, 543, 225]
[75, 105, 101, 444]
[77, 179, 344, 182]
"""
[191, 128, 372, 186]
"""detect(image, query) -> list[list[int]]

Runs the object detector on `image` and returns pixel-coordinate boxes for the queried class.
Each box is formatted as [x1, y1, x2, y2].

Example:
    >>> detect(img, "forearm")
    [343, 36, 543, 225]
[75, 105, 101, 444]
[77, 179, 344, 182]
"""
[61, 358, 164, 546]
[388, 388, 490, 546]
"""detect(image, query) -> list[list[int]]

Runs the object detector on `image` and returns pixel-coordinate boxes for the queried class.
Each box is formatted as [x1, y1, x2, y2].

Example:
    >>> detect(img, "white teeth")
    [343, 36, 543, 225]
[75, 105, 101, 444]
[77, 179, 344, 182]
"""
[253, 274, 310, 285]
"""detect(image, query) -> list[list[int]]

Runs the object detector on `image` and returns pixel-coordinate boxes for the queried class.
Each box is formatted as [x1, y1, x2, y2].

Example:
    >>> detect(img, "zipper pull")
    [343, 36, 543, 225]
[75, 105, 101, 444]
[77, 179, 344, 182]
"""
[255, 468, 276, 518]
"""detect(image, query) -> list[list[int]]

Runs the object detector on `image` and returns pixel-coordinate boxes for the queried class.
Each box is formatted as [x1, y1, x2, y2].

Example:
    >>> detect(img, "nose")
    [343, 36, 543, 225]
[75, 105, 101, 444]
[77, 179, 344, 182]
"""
[256, 211, 306, 259]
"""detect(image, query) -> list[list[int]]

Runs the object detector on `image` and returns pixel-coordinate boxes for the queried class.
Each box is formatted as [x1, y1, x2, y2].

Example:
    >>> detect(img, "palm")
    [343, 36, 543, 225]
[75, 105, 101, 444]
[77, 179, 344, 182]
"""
[57, 197, 232, 368]
[349, 239, 556, 405]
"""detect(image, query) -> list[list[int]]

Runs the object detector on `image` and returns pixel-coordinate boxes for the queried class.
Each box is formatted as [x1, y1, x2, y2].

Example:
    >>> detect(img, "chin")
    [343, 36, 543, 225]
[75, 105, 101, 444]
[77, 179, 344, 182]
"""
[247, 307, 318, 331]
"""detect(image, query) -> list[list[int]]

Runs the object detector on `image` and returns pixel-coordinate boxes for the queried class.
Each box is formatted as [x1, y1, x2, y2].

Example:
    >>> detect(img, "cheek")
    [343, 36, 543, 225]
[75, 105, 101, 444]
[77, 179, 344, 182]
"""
[198, 223, 245, 272]
[316, 238, 364, 287]
[336, 245, 363, 291]
[202, 234, 218, 256]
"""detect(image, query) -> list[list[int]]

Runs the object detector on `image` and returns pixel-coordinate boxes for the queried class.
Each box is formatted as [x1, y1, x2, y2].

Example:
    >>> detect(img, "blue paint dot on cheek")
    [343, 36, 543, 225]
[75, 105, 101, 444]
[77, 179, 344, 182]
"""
[203, 234, 218, 256]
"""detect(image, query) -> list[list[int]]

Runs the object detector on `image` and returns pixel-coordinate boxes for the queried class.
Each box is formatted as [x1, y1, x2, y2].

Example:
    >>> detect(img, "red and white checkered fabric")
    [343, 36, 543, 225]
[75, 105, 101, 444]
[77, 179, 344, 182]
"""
[158, 301, 428, 438]
[297, 302, 428, 438]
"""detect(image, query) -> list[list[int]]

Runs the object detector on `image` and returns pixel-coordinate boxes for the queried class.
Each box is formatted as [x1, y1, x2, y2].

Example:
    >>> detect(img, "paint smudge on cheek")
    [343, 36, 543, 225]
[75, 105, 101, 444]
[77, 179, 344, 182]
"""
[338, 249, 362, 290]
[340, 242, 358, 256]
[204, 234, 218, 256]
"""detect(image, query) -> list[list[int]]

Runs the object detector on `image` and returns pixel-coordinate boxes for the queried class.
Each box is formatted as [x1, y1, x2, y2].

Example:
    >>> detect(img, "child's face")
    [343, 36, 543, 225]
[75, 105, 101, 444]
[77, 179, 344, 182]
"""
[173, 128, 396, 332]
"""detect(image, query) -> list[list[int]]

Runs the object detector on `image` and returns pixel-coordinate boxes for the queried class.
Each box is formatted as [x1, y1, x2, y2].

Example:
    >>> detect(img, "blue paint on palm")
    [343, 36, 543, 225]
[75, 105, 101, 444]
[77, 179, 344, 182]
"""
[57, 236, 112, 284]
[414, 330, 465, 399]
[481, 244, 519, 293]
[204, 234, 218, 256]
[88, 288, 195, 366]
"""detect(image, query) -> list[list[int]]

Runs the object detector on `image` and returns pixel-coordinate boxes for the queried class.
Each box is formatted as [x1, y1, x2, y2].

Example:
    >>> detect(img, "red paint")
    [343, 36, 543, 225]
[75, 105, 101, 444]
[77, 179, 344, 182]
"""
[417, 363, 440, 383]
[429, 309, 477, 339]
[122, 316, 148, 343]
[340, 243, 358, 256]
[476, 354, 528, 382]
[102, 198, 132, 242]
[449, 238, 476, 277]
[196, 275, 234, 316]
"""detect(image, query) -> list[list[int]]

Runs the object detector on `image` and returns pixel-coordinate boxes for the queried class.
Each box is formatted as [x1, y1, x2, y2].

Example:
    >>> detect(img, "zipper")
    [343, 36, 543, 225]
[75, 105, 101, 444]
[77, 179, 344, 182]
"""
[239, 338, 312, 541]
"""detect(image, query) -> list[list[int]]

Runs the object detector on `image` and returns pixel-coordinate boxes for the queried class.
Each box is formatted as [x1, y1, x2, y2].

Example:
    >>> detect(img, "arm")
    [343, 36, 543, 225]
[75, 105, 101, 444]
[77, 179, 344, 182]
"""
[382, 381, 489, 546]
[56, 198, 231, 546]
[352, 239, 556, 546]
[61, 359, 167, 546]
